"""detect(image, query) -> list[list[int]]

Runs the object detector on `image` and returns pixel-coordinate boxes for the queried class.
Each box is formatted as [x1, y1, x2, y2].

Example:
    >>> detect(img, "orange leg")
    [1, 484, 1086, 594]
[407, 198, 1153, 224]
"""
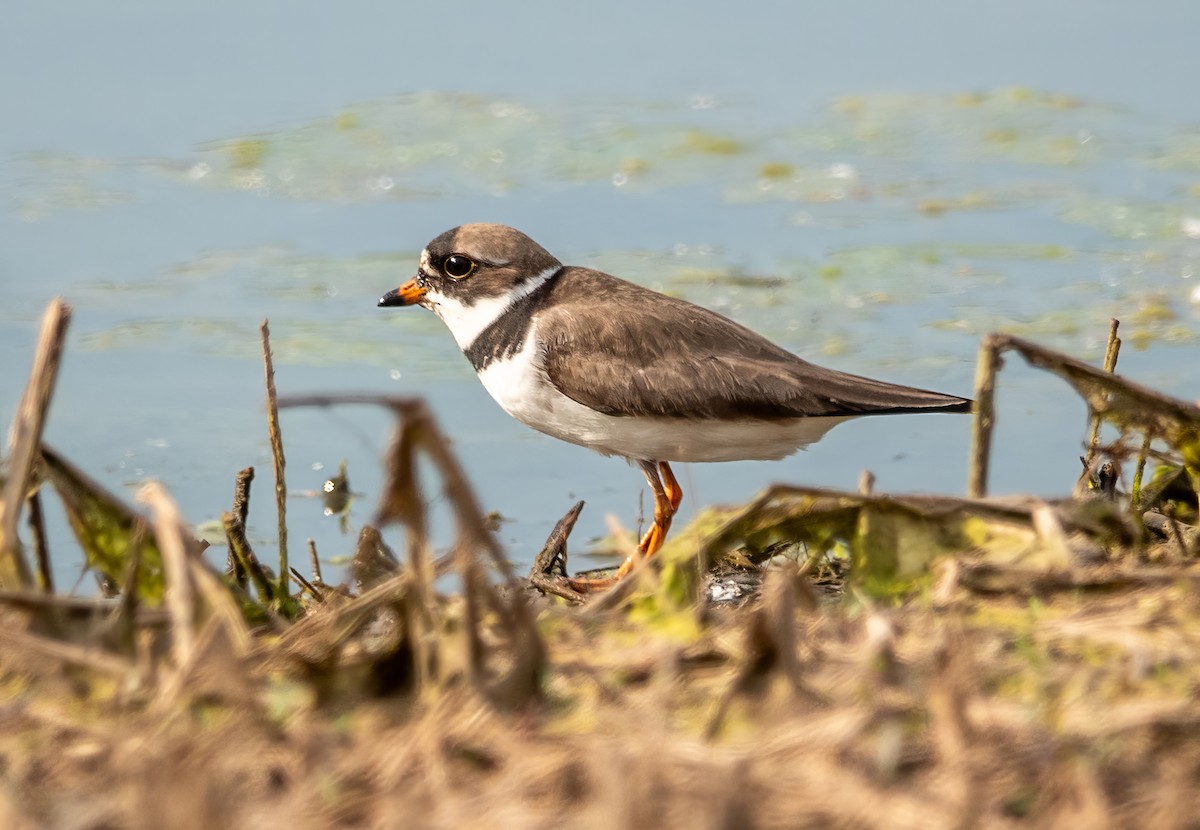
[659, 461, 683, 513]
[567, 460, 684, 593]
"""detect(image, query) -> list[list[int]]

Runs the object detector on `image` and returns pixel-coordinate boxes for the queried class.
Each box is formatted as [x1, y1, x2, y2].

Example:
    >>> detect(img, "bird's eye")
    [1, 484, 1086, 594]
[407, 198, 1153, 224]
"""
[443, 254, 475, 279]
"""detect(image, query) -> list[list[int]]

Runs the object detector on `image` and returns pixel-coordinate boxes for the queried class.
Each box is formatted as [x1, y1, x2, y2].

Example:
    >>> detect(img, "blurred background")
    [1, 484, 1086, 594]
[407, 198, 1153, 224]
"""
[2, 0, 1198, 583]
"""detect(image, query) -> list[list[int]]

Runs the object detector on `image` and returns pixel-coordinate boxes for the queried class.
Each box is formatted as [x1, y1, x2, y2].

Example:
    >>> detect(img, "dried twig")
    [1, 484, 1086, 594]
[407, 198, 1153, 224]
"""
[307, 538, 323, 585]
[222, 511, 276, 602]
[1, 299, 71, 589]
[1082, 318, 1121, 477]
[111, 523, 146, 653]
[529, 501, 586, 604]
[26, 491, 53, 594]
[260, 321, 289, 600]
[1131, 433, 1152, 511]
[226, 466, 254, 588]
[289, 567, 323, 602]
[137, 482, 196, 669]
[967, 334, 1002, 499]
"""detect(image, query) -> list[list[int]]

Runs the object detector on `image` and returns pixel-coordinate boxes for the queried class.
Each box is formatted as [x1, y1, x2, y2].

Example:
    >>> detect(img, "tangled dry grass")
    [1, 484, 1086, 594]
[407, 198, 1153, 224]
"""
[1, 302, 1198, 829]
[4, 564, 1200, 829]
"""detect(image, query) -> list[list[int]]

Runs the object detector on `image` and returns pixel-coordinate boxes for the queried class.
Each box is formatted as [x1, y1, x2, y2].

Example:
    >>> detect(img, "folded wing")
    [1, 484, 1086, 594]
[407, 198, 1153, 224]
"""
[539, 269, 971, 421]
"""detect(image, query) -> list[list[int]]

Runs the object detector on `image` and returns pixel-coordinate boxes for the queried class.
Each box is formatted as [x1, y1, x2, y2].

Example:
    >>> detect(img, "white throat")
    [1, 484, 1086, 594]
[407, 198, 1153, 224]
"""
[427, 265, 559, 351]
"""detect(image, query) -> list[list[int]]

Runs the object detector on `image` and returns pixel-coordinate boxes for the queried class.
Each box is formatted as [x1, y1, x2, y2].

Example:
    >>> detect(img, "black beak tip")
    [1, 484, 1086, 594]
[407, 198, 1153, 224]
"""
[378, 289, 400, 308]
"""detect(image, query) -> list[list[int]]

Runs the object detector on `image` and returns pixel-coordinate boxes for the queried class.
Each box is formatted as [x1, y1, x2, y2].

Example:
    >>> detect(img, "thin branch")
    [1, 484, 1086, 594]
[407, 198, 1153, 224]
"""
[26, 491, 53, 594]
[1, 299, 72, 589]
[222, 511, 276, 603]
[1083, 318, 1121, 473]
[226, 466, 254, 588]
[307, 538, 323, 585]
[967, 334, 1001, 499]
[260, 321, 289, 601]
[289, 567, 323, 602]
[1131, 433, 1153, 512]
[137, 482, 196, 670]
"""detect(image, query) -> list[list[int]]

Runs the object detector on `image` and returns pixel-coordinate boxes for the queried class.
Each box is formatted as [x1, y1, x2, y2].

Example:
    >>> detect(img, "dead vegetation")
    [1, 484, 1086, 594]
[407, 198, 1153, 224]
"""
[1, 302, 1199, 828]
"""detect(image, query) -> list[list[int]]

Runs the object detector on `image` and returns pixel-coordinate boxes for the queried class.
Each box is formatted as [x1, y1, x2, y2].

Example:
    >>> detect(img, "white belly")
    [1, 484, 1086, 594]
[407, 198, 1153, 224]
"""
[475, 329, 850, 462]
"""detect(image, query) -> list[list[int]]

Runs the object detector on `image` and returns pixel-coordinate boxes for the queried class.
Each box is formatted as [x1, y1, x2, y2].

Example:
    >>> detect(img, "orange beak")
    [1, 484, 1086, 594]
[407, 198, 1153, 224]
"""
[378, 278, 426, 307]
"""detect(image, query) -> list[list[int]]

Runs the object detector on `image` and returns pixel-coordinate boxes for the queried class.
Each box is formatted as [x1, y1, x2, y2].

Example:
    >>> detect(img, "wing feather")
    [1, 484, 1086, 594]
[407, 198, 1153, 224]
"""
[538, 268, 971, 420]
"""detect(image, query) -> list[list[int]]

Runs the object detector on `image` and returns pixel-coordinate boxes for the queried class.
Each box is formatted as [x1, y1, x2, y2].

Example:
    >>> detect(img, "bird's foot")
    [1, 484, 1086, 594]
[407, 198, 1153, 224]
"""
[563, 554, 637, 594]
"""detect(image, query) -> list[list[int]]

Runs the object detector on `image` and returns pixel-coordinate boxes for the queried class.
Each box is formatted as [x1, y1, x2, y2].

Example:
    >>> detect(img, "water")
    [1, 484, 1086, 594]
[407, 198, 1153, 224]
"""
[2, 0, 1198, 584]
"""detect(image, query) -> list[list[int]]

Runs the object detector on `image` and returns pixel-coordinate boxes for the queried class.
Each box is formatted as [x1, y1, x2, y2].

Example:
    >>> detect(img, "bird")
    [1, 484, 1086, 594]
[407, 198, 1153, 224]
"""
[379, 223, 971, 591]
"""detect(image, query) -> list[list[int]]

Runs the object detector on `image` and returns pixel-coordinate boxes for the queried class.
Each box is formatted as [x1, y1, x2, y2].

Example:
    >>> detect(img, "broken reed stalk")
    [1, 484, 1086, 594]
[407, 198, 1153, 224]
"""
[113, 525, 145, 652]
[386, 418, 430, 588]
[137, 482, 196, 669]
[0, 299, 71, 590]
[395, 402, 504, 684]
[226, 467, 254, 588]
[232, 466, 253, 525]
[384, 417, 440, 688]
[26, 492, 53, 594]
[528, 501, 587, 604]
[1131, 433, 1153, 512]
[222, 512, 276, 602]
[400, 402, 546, 688]
[260, 321, 289, 600]
[289, 567, 323, 601]
[1082, 318, 1121, 472]
[857, 470, 875, 496]
[307, 538, 323, 584]
[967, 334, 1002, 499]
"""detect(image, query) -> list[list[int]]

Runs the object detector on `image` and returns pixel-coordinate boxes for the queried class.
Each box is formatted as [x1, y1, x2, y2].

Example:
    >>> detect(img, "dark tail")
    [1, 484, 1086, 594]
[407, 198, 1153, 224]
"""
[804, 367, 973, 417]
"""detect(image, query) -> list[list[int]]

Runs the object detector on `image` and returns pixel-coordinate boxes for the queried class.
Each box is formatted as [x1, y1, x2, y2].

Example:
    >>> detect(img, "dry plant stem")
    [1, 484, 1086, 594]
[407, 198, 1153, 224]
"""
[972, 328, 1199, 501]
[232, 466, 254, 525]
[222, 511, 275, 602]
[307, 538, 323, 584]
[138, 482, 196, 669]
[393, 404, 543, 686]
[260, 321, 288, 600]
[1083, 318, 1122, 472]
[278, 396, 442, 682]
[409, 406, 513, 579]
[276, 393, 545, 689]
[289, 567, 323, 601]
[227, 467, 255, 587]
[999, 333, 1199, 439]
[390, 420, 431, 592]
[113, 526, 145, 652]
[26, 491, 53, 594]
[1103, 319, 1122, 371]
[528, 501, 586, 603]
[0, 298, 71, 589]
[458, 543, 485, 681]
[1132, 432, 1152, 511]
[967, 334, 1002, 499]
[381, 418, 438, 688]
[857, 470, 875, 496]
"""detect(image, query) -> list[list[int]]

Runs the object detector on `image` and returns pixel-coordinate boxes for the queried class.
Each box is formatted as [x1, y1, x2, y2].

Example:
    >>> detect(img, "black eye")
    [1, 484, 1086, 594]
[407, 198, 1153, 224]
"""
[443, 254, 475, 279]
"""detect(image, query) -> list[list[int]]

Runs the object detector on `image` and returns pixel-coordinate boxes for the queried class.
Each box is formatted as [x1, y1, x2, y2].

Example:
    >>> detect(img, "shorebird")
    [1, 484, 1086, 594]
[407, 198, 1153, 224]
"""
[380, 223, 971, 590]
